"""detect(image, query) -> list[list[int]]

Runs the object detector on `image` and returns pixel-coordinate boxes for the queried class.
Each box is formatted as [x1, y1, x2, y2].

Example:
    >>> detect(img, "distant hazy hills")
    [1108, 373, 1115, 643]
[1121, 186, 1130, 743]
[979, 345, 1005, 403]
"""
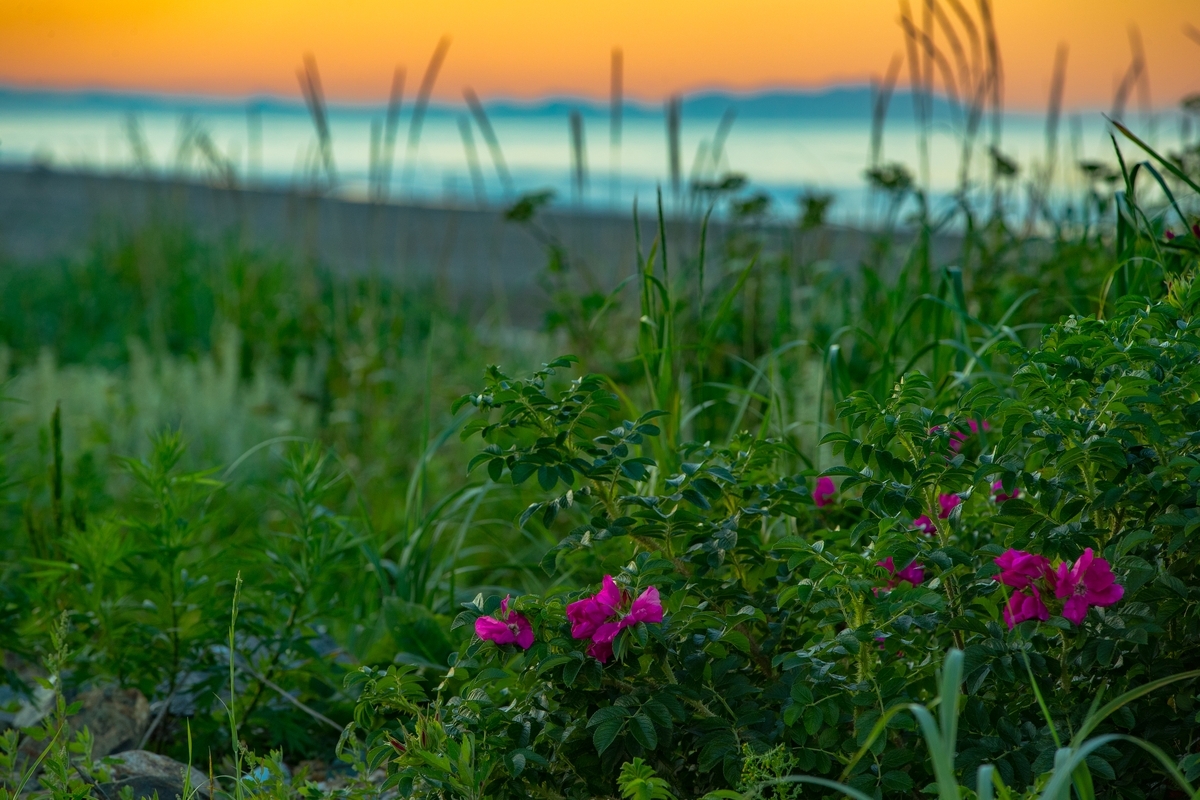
[486, 87, 955, 120]
[0, 85, 955, 122]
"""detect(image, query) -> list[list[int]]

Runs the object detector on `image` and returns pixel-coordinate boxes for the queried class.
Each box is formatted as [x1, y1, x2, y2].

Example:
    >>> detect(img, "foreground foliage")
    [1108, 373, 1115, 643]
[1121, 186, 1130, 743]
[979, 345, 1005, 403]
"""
[2, 124, 1200, 798]
[347, 273, 1200, 798]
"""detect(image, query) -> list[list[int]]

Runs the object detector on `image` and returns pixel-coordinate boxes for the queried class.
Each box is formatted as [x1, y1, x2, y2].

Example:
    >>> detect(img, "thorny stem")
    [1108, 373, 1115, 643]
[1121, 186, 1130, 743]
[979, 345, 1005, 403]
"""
[735, 622, 776, 679]
[604, 674, 719, 719]
[942, 578, 966, 651]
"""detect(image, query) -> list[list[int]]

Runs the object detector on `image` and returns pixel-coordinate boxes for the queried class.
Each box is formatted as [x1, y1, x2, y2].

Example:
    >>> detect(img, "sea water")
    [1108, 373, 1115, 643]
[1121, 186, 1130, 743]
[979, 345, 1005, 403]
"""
[0, 88, 1179, 223]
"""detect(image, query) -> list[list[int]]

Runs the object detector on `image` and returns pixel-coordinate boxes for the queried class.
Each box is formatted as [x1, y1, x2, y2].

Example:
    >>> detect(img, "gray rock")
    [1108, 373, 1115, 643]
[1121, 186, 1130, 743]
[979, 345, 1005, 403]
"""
[98, 775, 182, 800]
[72, 687, 151, 758]
[99, 750, 210, 800]
[4, 684, 54, 729]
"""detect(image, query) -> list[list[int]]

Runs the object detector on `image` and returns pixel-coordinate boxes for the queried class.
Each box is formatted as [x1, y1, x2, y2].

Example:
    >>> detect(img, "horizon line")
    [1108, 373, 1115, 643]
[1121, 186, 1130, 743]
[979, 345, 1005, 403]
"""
[0, 80, 1152, 116]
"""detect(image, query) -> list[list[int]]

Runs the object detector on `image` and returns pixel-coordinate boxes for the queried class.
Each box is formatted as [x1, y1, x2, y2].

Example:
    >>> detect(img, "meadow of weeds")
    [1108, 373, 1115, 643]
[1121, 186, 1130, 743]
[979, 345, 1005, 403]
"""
[2, 96, 1200, 800]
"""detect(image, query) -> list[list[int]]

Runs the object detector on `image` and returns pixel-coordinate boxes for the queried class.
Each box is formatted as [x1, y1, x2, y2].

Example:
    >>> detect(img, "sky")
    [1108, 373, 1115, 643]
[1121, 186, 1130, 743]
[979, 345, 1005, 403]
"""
[2, 0, 1199, 110]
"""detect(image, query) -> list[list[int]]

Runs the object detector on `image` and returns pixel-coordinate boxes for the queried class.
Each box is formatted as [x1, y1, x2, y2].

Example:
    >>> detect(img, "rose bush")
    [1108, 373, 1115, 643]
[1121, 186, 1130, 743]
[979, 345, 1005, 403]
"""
[348, 282, 1200, 798]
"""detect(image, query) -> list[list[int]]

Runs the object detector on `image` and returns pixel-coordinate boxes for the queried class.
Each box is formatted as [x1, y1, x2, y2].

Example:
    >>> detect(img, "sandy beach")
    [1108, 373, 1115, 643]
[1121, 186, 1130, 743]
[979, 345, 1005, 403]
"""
[0, 165, 960, 323]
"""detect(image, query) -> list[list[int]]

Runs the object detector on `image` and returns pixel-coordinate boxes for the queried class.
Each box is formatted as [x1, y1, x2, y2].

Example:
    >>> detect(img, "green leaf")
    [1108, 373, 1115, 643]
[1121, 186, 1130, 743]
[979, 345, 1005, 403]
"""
[511, 462, 538, 484]
[630, 713, 658, 749]
[803, 704, 823, 735]
[881, 770, 914, 792]
[593, 717, 624, 755]
[487, 458, 504, 482]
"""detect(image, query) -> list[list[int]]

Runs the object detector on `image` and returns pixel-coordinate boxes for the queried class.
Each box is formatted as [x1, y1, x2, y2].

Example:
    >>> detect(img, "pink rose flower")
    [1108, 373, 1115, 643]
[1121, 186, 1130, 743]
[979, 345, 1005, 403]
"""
[994, 549, 1052, 590]
[569, 578, 665, 663]
[938, 493, 961, 519]
[878, 557, 925, 589]
[566, 575, 620, 639]
[474, 596, 535, 649]
[912, 514, 936, 535]
[1049, 548, 1124, 625]
[992, 480, 1020, 502]
[626, 586, 665, 627]
[1003, 586, 1049, 628]
[813, 476, 836, 508]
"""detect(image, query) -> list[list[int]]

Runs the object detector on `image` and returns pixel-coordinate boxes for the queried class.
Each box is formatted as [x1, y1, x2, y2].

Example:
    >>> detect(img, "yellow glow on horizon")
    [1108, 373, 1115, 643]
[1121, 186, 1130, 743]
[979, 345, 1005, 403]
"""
[2, 0, 1198, 109]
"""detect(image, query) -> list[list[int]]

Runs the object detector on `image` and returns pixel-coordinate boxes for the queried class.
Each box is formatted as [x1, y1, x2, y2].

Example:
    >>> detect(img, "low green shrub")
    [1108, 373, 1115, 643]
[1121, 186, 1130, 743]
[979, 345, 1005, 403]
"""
[350, 276, 1200, 797]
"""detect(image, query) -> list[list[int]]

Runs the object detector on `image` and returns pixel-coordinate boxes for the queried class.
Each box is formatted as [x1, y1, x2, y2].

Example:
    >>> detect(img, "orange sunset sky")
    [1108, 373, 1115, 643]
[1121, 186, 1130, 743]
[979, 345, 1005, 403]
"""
[2, 0, 1199, 110]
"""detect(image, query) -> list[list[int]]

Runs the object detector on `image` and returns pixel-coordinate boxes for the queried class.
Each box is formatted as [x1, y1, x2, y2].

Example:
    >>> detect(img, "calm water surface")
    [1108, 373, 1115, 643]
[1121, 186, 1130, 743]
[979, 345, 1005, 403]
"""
[0, 93, 1177, 223]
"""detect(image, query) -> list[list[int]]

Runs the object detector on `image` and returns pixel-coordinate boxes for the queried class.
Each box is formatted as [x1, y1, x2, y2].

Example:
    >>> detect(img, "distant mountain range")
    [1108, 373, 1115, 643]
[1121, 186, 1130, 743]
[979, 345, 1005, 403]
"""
[486, 87, 958, 120]
[0, 85, 964, 122]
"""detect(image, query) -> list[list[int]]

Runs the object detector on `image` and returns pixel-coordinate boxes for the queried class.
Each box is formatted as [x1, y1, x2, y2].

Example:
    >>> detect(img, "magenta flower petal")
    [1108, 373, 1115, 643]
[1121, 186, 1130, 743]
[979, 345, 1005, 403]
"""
[475, 615, 516, 645]
[595, 575, 621, 613]
[573, 576, 667, 664]
[1052, 548, 1124, 624]
[1003, 586, 1049, 629]
[566, 597, 603, 639]
[949, 419, 989, 453]
[992, 480, 1019, 502]
[592, 621, 621, 645]
[938, 493, 961, 519]
[994, 549, 1051, 590]
[513, 615, 535, 649]
[878, 557, 923, 589]
[912, 515, 936, 535]
[1050, 561, 1072, 599]
[1062, 595, 1088, 625]
[587, 638, 613, 663]
[566, 575, 622, 639]
[897, 561, 925, 585]
[628, 586, 664, 624]
[1087, 580, 1124, 607]
[475, 597, 536, 650]
[813, 476, 836, 508]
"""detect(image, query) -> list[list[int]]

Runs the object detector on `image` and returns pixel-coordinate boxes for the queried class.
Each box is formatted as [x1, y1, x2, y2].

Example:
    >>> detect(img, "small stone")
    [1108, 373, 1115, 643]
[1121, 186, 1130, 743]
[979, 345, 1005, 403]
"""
[6, 684, 55, 729]
[100, 774, 184, 800]
[72, 686, 151, 758]
[99, 750, 210, 800]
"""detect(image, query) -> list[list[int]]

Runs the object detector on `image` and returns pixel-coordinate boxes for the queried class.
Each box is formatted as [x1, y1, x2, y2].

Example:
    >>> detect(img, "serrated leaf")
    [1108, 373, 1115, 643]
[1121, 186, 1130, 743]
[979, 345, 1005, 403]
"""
[629, 713, 658, 749]
[592, 717, 624, 755]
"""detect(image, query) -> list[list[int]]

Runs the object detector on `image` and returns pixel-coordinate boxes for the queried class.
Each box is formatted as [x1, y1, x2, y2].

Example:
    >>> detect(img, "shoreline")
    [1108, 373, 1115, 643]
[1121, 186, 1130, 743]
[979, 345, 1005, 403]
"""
[0, 165, 959, 322]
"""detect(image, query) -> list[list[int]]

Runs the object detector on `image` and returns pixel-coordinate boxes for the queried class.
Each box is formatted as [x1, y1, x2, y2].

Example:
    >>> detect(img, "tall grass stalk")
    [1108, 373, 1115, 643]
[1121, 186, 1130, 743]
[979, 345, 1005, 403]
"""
[402, 37, 452, 194]
[227, 572, 245, 800]
[732, 651, 1200, 800]
[463, 87, 514, 196]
